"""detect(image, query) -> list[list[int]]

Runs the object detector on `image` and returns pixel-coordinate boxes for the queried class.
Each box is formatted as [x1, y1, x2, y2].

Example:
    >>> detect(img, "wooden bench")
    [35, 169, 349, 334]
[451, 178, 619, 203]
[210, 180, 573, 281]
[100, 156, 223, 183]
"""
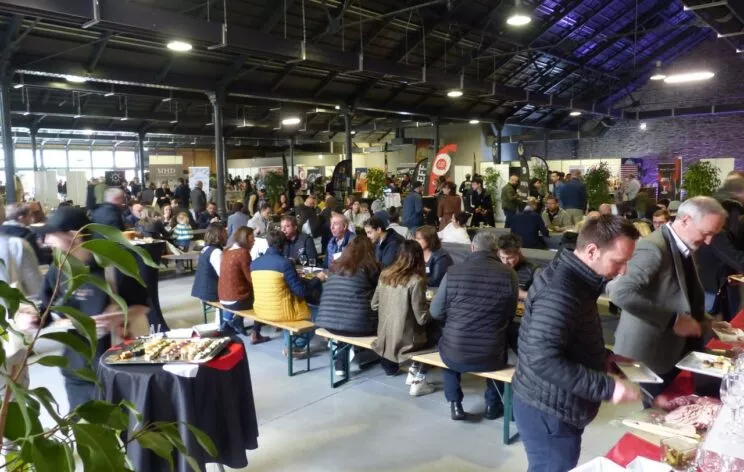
[314, 328, 379, 388]
[162, 251, 200, 271]
[206, 302, 316, 376]
[411, 351, 517, 446]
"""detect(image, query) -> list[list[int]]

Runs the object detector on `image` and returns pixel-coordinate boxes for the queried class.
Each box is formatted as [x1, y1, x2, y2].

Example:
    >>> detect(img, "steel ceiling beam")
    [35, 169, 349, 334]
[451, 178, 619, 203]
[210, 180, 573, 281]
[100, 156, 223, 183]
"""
[312, 71, 338, 98]
[270, 65, 296, 92]
[386, 0, 464, 64]
[0, 0, 619, 117]
[260, 0, 297, 34]
[86, 30, 111, 72]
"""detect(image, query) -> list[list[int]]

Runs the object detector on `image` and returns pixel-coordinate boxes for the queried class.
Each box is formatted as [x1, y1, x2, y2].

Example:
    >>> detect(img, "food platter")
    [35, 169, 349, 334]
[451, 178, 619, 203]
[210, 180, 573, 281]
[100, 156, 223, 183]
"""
[615, 361, 663, 384]
[712, 325, 744, 343]
[104, 337, 231, 365]
[675, 352, 732, 378]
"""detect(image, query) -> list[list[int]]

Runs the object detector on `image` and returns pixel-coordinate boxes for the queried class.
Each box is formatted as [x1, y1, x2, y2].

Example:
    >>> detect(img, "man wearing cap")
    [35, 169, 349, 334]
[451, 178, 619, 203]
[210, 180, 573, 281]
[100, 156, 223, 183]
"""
[402, 181, 424, 230]
[17, 207, 150, 409]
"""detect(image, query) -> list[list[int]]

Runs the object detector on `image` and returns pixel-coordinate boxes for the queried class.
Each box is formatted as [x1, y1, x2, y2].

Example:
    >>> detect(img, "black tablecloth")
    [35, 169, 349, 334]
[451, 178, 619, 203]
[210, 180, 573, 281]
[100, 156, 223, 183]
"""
[98, 342, 259, 471]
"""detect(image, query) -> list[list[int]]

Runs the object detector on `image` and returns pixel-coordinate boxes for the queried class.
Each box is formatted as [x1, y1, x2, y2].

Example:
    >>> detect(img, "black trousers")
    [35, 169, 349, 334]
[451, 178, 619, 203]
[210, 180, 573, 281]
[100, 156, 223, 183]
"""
[442, 369, 503, 404]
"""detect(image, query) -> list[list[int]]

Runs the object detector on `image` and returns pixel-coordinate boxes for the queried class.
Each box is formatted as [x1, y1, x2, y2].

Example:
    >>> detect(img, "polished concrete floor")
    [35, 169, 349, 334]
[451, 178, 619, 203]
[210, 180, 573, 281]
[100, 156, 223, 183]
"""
[29, 274, 642, 472]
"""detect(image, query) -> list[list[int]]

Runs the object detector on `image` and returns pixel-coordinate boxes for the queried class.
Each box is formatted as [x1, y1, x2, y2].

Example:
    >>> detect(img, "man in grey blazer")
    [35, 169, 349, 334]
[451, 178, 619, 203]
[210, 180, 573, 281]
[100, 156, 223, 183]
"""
[607, 197, 726, 403]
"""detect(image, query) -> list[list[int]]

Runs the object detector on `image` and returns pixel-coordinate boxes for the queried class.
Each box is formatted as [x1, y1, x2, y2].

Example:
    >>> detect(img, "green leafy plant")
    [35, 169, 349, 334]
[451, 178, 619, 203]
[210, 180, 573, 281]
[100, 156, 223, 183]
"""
[264, 171, 287, 205]
[682, 161, 721, 198]
[483, 167, 502, 204]
[0, 224, 216, 471]
[584, 162, 613, 210]
[366, 168, 386, 200]
[530, 161, 549, 187]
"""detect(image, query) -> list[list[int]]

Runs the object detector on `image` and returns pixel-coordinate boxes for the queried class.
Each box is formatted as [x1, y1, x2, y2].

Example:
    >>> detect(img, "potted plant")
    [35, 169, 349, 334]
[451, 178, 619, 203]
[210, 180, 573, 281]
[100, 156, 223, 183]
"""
[0, 224, 215, 470]
[365, 168, 386, 200]
[263, 171, 286, 205]
[682, 161, 721, 198]
[584, 162, 613, 211]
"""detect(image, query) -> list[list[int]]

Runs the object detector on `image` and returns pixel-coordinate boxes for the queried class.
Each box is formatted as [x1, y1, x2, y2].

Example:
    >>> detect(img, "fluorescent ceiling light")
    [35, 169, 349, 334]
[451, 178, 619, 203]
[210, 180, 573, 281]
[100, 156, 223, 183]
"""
[282, 117, 301, 126]
[469, 119, 480, 124]
[167, 40, 192, 52]
[65, 75, 88, 83]
[82, 129, 94, 135]
[663, 71, 715, 84]
[649, 73, 667, 81]
[350, 130, 356, 135]
[506, 14, 531, 26]
[104, 92, 115, 97]
[22, 111, 29, 116]
[639, 122, 647, 130]
[447, 90, 463, 98]
[120, 117, 128, 121]
[334, 105, 340, 110]
[170, 119, 178, 124]
[13, 83, 23, 89]
[569, 111, 582, 116]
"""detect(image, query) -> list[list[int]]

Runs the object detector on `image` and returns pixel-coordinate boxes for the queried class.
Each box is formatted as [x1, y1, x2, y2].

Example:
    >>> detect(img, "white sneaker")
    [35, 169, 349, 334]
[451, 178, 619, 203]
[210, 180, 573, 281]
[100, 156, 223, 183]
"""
[405, 365, 419, 385]
[334, 369, 346, 377]
[409, 380, 435, 396]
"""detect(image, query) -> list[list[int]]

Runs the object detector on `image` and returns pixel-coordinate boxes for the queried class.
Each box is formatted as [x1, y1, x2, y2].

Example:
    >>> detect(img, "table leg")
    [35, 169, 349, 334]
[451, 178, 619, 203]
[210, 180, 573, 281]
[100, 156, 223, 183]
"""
[330, 342, 350, 388]
[201, 302, 209, 325]
[503, 382, 514, 445]
[288, 333, 294, 376]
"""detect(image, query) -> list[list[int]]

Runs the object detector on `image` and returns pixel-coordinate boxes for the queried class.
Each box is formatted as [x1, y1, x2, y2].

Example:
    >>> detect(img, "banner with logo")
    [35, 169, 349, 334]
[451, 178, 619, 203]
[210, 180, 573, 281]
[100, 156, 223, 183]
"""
[413, 158, 429, 193]
[149, 164, 182, 183]
[105, 170, 125, 187]
[188, 166, 210, 200]
[427, 144, 457, 195]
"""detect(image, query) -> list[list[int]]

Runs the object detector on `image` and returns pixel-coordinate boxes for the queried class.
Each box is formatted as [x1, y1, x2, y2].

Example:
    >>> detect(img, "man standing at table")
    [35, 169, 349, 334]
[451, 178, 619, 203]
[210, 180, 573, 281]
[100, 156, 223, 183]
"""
[501, 174, 521, 224]
[560, 170, 587, 224]
[607, 197, 726, 403]
[514, 215, 641, 472]
[469, 177, 495, 227]
[402, 181, 424, 230]
[190, 180, 207, 215]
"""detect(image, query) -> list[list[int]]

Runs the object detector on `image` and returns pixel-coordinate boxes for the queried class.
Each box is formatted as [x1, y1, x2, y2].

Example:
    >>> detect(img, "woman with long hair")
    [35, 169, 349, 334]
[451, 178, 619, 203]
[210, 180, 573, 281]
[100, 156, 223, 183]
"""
[371, 240, 434, 396]
[135, 207, 170, 240]
[415, 225, 453, 287]
[274, 192, 290, 215]
[437, 181, 461, 231]
[316, 235, 381, 376]
[218, 227, 269, 343]
[161, 204, 176, 232]
[343, 198, 371, 229]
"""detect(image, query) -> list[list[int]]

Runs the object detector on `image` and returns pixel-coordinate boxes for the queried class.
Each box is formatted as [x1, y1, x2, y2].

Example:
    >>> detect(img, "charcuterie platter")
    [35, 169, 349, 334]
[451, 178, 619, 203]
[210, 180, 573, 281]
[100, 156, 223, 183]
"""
[104, 337, 231, 365]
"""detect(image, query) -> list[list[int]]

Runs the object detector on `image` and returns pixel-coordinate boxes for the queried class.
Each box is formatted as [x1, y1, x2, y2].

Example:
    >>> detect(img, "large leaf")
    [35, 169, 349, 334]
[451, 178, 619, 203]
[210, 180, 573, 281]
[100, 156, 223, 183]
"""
[186, 424, 217, 458]
[80, 239, 144, 286]
[40, 332, 92, 361]
[119, 399, 143, 424]
[55, 248, 91, 300]
[72, 423, 130, 472]
[72, 367, 101, 387]
[80, 275, 128, 321]
[75, 400, 129, 430]
[136, 431, 174, 471]
[29, 387, 64, 424]
[51, 306, 97, 358]
[4, 402, 43, 441]
[7, 385, 34, 438]
[28, 437, 74, 472]
[36, 355, 69, 368]
[0, 280, 31, 318]
[157, 424, 203, 472]
[85, 224, 160, 270]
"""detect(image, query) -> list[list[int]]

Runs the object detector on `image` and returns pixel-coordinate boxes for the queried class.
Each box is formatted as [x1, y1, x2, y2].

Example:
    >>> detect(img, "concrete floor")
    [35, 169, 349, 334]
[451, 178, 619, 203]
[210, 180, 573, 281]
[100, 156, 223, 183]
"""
[29, 274, 643, 472]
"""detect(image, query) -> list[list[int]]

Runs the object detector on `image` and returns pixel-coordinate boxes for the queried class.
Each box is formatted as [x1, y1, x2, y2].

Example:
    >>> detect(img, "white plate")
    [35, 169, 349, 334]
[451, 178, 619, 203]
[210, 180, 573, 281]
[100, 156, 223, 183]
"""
[675, 351, 732, 378]
[712, 326, 744, 343]
[615, 361, 663, 384]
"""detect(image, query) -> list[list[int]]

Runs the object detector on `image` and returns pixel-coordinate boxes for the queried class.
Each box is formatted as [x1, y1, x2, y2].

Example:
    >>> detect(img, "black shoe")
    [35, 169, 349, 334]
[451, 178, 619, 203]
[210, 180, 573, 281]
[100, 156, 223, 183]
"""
[450, 401, 465, 421]
[484, 403, 504, 420]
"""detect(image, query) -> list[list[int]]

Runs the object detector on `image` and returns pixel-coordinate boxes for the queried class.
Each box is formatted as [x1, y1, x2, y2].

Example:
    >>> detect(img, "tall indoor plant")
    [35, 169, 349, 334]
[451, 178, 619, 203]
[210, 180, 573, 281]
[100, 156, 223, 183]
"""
[0, 224, 215, 471]
[483, 167, 502, 206]
[682, 161, 721, 198]
[365, 168, 386, 200]
[584, 162, 613, 211]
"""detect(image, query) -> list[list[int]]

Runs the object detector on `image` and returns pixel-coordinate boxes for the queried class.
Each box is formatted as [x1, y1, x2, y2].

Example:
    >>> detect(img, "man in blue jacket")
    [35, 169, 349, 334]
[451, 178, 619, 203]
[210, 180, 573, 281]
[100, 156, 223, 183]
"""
[325, 213, 354, 268]
[364, 216, 404, 268]
[559, 171, 587, 224]
[402, 181, 424, 230]
[506, 199, 550, 249]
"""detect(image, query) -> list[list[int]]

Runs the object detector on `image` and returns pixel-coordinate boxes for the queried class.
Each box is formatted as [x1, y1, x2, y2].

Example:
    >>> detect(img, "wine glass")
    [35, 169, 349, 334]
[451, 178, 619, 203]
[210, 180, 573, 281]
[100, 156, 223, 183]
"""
[720, 371, 744, 435]
[298, 253, 308, 267]
[308, 258, 316, 270]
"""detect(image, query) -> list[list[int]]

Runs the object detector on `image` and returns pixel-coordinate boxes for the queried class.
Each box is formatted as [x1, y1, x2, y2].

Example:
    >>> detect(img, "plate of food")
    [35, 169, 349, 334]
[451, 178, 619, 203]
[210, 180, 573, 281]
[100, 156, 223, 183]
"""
[676, 351, 732, 378]
[712, 324, 744, 343]
[105, 337, 231, 365]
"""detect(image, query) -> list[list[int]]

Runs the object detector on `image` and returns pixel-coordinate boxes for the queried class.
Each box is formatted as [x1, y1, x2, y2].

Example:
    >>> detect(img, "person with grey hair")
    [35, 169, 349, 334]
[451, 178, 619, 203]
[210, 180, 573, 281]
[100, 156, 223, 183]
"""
[91, 187, 126, 230]
[0, 204, 43, 297]
[0, 203, 49, 264]
[505, 197, 550, 249]
[697, 178, 744, 320]
[430, 229, 519, 421]
[607, 196, 726, 406]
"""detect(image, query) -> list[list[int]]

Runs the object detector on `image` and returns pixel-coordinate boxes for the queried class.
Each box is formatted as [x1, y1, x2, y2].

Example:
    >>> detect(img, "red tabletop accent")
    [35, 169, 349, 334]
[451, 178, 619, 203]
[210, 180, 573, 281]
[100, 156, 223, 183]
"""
[605, 433, 661, 467]
[606, 310, 744, 466]
[205, 342, 245, 371]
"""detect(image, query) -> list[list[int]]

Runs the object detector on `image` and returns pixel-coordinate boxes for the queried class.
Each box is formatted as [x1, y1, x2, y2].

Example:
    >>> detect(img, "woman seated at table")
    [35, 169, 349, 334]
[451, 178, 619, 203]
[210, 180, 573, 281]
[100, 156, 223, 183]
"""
[273, 192, 290, 215]
[438, 212, 471, 245]
[162, 204, 176, 232]
[371, 240, 434, 396]
[135, 207, 170, 240]
[316, 235, 380, 375]
[344, 198, 371, 229]
[218, 227, 269, 343]
[191, 223, 227, 321]
[414, 225, 453, 288]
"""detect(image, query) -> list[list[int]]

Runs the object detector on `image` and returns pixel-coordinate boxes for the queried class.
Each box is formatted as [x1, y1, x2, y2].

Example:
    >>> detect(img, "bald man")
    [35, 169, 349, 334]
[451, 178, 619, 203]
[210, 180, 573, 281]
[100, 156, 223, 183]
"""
[598, 203, 613, 216]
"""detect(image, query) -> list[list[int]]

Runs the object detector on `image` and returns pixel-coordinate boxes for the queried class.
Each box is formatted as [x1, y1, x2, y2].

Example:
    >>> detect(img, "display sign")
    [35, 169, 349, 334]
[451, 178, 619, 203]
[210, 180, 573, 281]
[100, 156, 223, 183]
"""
[413, 158, 429, 191]
[105, 170, 125, 187]
[658, 159, 681, 201]
[354, 168, 368, 193]
[427, 144, 457, 195]
[149, 164, 182, 182]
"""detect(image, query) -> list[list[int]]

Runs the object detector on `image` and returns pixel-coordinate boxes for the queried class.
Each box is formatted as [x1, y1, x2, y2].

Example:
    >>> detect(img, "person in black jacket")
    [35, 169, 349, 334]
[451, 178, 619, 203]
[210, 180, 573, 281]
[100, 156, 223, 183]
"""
[0, 203, 51, 264]
[430, 230, 518, 421]
[697, 177, 744, 321]
[506, 198, 550, 249]
[91, 188, 126, 230]
[173, 178, 191, 209]
[316, 235, 380, 375]
[414, 225, 452, 287]
[469, 177, 495, 227]
[294, 195, 322, 238]
[280, 215, 318, 262]
[497, 233, 538, 300]
[513, 215, 641, 472]
[364, 216, 404, 268]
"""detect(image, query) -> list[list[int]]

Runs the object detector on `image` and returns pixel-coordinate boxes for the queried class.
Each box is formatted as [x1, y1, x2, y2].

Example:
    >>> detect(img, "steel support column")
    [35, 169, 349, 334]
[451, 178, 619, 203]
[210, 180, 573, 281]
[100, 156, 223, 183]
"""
[344, 112, 352, 162]
[210, 92, 227, 218]
[0, 66, 15, 203]
[289, 138, 295, 177]
[137, 131, 147, 185]
[30, 126, 38, 172]
[496, 126, 502, 165]
[433, 118, 440, 154]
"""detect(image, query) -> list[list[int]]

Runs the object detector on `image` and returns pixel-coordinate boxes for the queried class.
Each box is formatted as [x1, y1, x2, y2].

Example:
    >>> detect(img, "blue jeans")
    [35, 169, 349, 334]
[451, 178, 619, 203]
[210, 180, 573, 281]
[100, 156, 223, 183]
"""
[283, 304, 318, 349]
[513, 395, 583, 472]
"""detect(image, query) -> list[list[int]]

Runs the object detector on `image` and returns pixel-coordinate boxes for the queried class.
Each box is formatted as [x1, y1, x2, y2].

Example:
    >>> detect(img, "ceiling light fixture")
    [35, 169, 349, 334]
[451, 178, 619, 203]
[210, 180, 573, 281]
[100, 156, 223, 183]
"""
[65, 75, 88, 83]
[104, 85, 115, 97]
[351, 130, 356, 135]
[506, 0, 532, 26]
[469, 119, 480, 124]
[639, 122, 647, 130]
[282, 117, 301, 126]
[447, 89, 463, 98]
[569, 111, 582, 116]
[650, 61, 667, 81]
[120, 97, 129, 121]
[167, 40, 192, 52]
[663, 71, 715, 84]
[82, 129, 94, 135]
[334, 105, 340, 110]
[13, 75, 23, 89]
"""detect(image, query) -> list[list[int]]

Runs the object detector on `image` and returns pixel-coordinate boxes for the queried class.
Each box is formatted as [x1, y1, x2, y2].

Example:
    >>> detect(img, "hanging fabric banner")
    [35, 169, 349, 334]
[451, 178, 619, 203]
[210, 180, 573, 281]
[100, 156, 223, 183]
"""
[427, 144, 457, 195]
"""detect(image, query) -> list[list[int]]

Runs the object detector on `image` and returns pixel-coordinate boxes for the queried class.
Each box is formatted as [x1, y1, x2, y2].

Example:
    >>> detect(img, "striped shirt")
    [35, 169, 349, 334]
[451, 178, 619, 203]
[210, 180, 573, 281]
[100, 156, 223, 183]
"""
[172, 223, 193, 242]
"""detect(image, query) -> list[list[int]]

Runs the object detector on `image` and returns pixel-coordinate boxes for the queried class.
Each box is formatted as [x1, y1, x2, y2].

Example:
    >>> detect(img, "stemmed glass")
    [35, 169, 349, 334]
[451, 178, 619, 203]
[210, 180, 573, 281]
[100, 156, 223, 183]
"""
[720, 371, 744, 435]
[308, 258, 316, 270]
[298, 253, 308, 268]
